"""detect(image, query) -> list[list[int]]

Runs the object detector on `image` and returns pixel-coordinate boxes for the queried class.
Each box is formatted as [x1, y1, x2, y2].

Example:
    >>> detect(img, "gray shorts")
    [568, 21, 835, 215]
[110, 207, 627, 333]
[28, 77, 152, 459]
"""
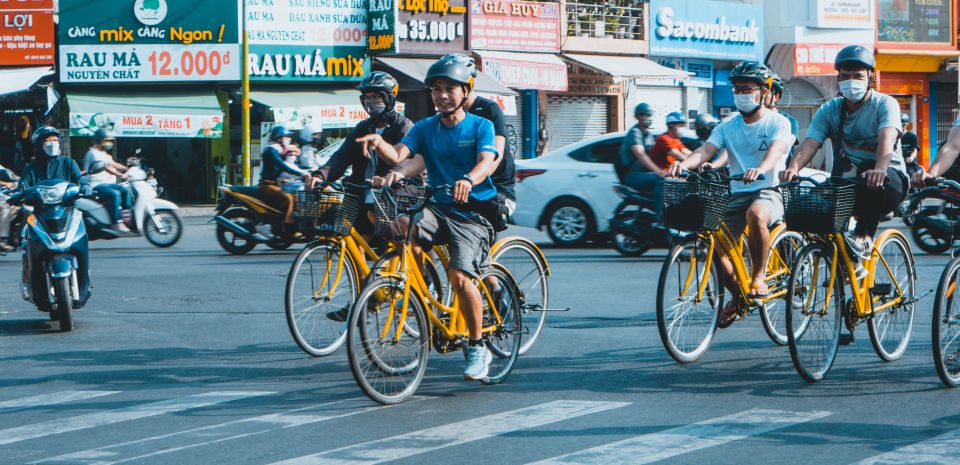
[415, 205, 495, 279]
[724, 189, 784, 239]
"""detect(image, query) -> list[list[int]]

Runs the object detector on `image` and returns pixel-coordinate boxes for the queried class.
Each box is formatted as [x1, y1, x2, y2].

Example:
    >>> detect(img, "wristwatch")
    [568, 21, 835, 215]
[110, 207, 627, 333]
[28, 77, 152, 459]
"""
[462, 174, 474, 185]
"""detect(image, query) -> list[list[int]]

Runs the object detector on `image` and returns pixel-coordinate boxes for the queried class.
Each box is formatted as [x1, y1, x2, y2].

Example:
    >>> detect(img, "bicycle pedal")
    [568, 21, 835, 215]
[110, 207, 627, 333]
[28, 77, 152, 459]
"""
[839, 332, 855, 346]
[870, 283, 893, 296]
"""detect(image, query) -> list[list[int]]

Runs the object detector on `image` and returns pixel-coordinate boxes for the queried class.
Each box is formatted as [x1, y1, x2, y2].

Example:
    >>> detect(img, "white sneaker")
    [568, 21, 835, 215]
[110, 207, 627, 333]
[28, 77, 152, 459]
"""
[843, 233, 872, 280]
[463, 343, 492, 380]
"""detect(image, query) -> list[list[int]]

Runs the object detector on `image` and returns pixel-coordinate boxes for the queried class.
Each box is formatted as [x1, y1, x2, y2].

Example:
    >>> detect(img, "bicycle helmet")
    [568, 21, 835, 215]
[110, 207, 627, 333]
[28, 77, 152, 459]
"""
[728, 61, 774, 90]
[357, 71, 399, 114]
[425, 54, 475, 91]
[834, 45, 875, 71]
[634, 102, 654, 116]
[439, 53, 478, 78]
[770, 73, 785, 98]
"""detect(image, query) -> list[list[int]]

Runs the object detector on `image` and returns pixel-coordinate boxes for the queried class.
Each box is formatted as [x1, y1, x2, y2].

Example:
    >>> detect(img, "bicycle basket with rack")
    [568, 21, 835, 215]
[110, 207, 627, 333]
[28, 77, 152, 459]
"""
[295, 188, 361, 236]
[371, 186, 429, 240]
[781, 181, 855, 234]
[658, 179, 731, 231]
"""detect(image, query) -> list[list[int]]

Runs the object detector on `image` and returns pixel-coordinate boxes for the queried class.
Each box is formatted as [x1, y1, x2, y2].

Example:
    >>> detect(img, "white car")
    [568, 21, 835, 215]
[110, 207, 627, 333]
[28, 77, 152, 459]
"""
[513, 132, 626, 246]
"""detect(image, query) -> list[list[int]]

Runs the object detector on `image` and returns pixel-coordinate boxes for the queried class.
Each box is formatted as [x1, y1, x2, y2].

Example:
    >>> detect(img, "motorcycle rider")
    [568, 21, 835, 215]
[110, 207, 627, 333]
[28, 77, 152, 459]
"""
[259, 125, 311, 226]
[0, 162, 18, 252]
[295, 124, 325, 170]
[617, 103, 660, 192]
[767, 74, 800, 163]
[357, 55, 500, 381]
[82, 128, 133, 232]
[900, 113, 921, 176]
[649, 112, 692, 167]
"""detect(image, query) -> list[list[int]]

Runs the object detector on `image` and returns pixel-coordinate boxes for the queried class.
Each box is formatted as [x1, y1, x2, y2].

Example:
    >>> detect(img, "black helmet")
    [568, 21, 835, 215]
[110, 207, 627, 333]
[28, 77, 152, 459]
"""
[665, 112, 686, 125]
[357, 71, 399, 114]
[31, 125, 60, 145]
[268, 125, 293, 142]
[425, 54, 475, 91]
[834, 45, 875, 71]
[634, 102, 654, 116]
[900, 112, 910, 125]
[729, 61, 774, 90]
[694, 114, 718, 140]
[770, 73, 785, 97]
[93, 127, 116, 144]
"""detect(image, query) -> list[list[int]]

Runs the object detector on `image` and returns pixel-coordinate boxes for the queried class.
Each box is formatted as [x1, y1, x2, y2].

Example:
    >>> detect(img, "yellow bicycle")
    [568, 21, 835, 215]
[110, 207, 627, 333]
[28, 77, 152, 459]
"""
[656, 172, 804, 363]
[346, 183, 522, 404]
[783, 177, 916, 382]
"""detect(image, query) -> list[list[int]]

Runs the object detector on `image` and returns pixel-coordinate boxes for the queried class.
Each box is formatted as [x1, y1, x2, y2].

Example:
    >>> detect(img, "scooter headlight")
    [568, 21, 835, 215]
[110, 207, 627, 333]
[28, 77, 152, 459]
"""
[36, 184, 67, 205]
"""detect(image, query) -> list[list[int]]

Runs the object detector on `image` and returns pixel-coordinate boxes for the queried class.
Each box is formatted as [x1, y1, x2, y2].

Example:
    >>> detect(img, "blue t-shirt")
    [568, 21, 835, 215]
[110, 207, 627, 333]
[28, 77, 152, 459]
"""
[400, 113, 498, 203]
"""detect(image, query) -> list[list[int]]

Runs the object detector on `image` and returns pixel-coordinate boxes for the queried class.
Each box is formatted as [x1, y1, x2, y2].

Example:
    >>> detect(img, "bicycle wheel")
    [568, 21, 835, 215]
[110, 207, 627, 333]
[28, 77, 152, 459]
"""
[786, 242, 842, 383]
[285, 240, 358, 356]
[492, 238, 549, 355]
[933, 256, 960, 387]
[347, 276, 429, 405]
[656, 236, 722, 363]
[868, 232, 916, 362]
[759, 230, 805, 346]
[480, 264, 523, 385]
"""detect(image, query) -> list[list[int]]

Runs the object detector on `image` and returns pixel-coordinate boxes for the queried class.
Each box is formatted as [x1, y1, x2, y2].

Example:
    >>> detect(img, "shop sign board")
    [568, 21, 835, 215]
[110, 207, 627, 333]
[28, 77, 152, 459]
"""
[794, 43, 852, 75]
[814, 0, 873, 29]
[878, 0, 954, 44]
[246, 0, 370, 81]
[397, 0, 467, 53]
[367, 0, 399, 53]
[650, 0, 764, 61]
[479, 54, 567, 91]
[58, 0, 241, 83]
[469, 0, 560, 53]
[70, 112, 223, 138]
[0, 0, 54, 65]
[273, 101, 406, 129]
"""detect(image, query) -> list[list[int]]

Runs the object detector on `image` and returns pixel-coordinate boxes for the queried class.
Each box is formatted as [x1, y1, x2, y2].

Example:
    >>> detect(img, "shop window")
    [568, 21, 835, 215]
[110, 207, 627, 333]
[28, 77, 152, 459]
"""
[566, 0, 645, 40]
[568, 139, 619, 164]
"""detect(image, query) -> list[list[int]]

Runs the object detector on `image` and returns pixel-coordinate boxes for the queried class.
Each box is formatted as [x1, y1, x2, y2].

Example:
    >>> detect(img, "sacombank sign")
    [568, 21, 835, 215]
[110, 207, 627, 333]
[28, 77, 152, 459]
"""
[649, 0, 763, 61]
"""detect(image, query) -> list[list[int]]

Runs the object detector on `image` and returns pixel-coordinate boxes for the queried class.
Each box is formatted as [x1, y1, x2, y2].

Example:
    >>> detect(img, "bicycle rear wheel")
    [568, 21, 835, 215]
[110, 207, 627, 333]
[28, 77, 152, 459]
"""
[868, 232, 916, 362]
[492, 238, 549, 355]
[759, 230, 805, 346]
[786, 242, 842, 382]
[656, 236, 721, 363]
[480, 264, 522, 385]
[347, 276, 429, 405]
[933, 256, 960, 387]
[285, 240, 358, 356]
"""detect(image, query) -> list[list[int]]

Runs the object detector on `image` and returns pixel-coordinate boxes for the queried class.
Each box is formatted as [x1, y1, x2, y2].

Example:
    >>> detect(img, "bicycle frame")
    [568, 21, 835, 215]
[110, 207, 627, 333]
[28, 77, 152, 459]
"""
[311, 228, 382, 301]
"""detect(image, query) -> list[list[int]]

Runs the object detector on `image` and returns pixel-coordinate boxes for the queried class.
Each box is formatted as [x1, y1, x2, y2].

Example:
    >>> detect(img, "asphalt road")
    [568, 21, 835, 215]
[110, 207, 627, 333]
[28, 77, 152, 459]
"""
[1, 217, 959, 465]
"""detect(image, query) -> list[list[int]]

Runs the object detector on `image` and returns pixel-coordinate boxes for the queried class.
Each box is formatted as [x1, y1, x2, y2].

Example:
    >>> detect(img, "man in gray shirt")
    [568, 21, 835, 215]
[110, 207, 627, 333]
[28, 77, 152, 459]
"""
[780, 45, 906, 269]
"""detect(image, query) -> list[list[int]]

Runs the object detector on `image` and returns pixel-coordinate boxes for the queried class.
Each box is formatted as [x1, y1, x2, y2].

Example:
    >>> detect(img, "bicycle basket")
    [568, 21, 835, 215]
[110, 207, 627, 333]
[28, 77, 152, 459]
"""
[371, 187, 429, 239]
[782, 182, 856, 234]
[658, 180, 730, 231]
[295, 189, 360, 237]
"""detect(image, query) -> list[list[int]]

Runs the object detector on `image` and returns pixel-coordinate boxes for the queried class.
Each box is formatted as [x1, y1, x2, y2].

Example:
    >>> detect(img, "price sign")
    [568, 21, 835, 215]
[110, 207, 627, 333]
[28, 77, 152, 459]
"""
[61, 44, 237, 82]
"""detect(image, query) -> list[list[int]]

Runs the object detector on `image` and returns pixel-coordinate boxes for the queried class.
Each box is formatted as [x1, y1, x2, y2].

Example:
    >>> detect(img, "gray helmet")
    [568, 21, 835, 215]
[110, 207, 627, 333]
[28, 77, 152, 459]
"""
[298, 124, 320, 145]
[358, 71, 399, 114]
[900, 112, 910, 125]
[729, 61, 774, 89]
[634, 102, 654, 116]
[425, 54, 475, 91]
[665, 112, 686, 125]
[93, 127, 116, 144]
[835, 45, 875, 71]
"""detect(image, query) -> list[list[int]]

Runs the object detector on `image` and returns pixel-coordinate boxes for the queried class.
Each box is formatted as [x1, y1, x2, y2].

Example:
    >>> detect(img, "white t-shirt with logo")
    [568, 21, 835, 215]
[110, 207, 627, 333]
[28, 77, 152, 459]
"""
[82, 148, 116, 187]
[706, 111, 794, 193]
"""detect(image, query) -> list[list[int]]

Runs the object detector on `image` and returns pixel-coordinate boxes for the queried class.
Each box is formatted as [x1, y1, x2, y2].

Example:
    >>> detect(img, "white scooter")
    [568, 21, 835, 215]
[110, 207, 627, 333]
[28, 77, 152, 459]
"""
[76, 165, 183, 247]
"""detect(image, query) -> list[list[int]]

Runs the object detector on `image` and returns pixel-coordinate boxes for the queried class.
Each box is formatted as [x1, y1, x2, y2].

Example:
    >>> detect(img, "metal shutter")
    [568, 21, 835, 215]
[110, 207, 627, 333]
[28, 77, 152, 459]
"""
[504, 96, 524, 159]
[697, 88, 712, 116]
[628, 86, 683, 125]
[546, 95, 609, 151]
[782, 79, 828, 108]
[937, 83, 958, 146]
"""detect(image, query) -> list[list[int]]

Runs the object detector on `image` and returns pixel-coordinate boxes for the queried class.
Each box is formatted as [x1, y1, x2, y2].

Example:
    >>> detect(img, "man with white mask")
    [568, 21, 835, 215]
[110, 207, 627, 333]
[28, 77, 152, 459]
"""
[780, 45, 906, 278]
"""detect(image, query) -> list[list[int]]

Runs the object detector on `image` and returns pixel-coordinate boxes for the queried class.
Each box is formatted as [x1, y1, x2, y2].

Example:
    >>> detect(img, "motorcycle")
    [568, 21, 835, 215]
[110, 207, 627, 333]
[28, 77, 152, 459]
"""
[75, 163, 183, 248]
[0, 170, 25, 251]
[609, 184, 682, 257]
[8, 176, 96, 332]
[900, 185, 960, 255]
[214, 185, 305, 254]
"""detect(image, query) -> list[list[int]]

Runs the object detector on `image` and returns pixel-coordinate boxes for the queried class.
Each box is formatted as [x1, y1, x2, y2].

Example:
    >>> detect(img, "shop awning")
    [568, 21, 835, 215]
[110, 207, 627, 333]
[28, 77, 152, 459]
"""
[474, 51, 568, 92]
[251, 88, 394, 130]
[561, 54, 690, 81]
[250, 89, 357, 110]
[375, 57, 517, 96]
[0, 67, 53, 98]
[876, 51, 958, 73]
[67, 90, 224, 138]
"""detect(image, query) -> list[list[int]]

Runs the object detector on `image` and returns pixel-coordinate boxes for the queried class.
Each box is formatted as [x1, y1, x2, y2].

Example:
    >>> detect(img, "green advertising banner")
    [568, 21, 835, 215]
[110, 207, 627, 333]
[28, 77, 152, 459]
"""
[58, 0, 241, 83]
[367, 0, 399, 54]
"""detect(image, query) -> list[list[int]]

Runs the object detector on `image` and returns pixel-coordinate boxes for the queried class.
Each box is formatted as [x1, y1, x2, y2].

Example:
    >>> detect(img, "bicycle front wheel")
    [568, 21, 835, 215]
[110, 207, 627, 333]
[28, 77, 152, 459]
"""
[492, 238, 549, 355]
[933, 256, 960, 387]
[786, 242, 842, 383]
[656, 236, 722, 363]
[347, 276, 429, 405]
[868, 232, 916, 362]
[285, 240, 359, 356]
[481, 264, 523, 385]
[759, 230, 805, 346]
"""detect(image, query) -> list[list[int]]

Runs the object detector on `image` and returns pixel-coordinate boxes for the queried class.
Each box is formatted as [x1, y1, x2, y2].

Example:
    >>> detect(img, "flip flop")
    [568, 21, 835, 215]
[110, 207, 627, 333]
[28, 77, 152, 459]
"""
[718, 302, 739, 328]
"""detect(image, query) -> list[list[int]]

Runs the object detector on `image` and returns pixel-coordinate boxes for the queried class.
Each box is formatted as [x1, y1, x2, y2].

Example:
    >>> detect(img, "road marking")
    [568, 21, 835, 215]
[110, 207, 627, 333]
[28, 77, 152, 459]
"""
[32, 397, 425, 465]
[852, 428, 960, 464]
[0, 391, 119, 415]
[0, 391, 271, 446]
[529, 408, 832, 464]
[268, 400, 629, 465]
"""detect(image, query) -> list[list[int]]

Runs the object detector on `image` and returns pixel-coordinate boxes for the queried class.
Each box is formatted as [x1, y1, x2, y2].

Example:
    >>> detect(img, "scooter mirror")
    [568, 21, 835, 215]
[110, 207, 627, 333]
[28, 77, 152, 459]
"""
[87, 160, 108, 175]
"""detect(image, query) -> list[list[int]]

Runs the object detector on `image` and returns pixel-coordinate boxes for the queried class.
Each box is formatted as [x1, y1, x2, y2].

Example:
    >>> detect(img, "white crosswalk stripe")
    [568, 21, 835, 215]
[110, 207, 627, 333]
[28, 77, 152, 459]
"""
[32, 397, 425, 465]
[0, 391, 120, 415]
[851, 428, 960, 465]
[267, 400, 630, 465]
[528, 408, 832, 464]
[0, 391, 271, 446]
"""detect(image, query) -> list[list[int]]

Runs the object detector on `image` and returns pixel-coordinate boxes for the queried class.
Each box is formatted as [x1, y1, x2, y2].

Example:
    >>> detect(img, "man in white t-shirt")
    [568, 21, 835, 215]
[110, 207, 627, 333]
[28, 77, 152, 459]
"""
[668, 62, 794, 327]
[82, 128, 132, 231]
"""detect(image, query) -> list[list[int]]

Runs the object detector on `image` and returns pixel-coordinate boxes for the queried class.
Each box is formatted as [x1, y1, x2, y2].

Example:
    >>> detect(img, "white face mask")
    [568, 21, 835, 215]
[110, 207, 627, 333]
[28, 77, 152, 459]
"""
[43, 141, 60, 157]
[734, 92, 760, 114]
[839, 79, 868, 102]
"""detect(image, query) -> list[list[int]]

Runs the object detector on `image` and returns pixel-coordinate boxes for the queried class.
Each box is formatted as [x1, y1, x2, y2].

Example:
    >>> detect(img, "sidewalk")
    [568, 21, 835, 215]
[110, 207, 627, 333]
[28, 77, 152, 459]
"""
[178, 204, 216, 218]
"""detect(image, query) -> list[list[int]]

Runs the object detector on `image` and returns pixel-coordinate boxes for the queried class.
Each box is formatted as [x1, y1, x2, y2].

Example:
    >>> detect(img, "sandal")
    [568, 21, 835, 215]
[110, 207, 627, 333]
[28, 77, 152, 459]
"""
[718, 301, 739, 328]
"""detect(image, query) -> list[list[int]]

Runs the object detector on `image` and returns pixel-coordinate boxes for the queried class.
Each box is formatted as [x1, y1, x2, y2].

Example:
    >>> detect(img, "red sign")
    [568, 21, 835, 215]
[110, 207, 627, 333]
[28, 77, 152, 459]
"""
[793, 44, 847, 76]
[469, 0, 560, 53]
[0, 0, 54, 65]
[479, 53, 567, 91]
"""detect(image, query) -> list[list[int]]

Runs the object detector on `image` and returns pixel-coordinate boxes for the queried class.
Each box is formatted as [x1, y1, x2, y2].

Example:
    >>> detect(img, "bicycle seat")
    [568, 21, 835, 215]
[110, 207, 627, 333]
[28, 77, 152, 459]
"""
[615, 185, 653, 204]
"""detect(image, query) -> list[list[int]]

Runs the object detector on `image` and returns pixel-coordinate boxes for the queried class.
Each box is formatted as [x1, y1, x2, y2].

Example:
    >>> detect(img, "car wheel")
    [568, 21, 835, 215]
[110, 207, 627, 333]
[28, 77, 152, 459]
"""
[544, 198, 594, 247]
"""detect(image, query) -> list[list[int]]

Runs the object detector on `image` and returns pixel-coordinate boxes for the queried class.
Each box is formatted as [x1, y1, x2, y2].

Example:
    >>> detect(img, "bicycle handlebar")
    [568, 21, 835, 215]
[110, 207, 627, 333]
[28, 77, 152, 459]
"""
[676, 170, 765, 183]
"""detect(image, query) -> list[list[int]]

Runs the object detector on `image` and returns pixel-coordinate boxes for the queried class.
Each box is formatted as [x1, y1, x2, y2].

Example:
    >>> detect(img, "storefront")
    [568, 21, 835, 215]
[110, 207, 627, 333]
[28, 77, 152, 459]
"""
[57, 0, 241, 202]
[648, 0, 765, 125]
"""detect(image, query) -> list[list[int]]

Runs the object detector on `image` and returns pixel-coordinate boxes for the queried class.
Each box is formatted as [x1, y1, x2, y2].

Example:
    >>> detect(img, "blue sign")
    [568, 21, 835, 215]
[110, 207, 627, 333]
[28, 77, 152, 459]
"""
[649, 0, 764, 62]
